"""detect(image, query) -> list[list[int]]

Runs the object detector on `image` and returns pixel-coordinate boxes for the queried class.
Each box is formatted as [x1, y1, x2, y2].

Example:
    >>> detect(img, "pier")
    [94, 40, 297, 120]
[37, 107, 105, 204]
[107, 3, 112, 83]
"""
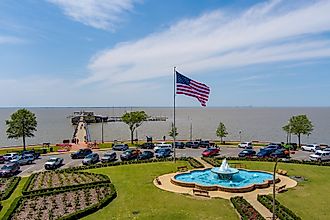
[73, 117, 91, 144]
[107, 115, 167, 122]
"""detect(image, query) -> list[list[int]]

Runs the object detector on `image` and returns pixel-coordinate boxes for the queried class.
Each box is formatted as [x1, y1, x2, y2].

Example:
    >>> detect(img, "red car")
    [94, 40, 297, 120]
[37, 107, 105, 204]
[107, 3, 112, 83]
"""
[202, 148, 220, 157]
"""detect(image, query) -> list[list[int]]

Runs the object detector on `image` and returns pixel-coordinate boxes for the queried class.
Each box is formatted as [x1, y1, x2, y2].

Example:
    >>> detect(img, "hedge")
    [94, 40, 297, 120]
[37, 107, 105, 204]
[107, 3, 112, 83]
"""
[230, 196, 265, 220]
[22, 171, 110, 195]
[202, 156, 330, 167]
[0, 176, 21, 201]
[257, 195, 301, 220]
[2, 183, 116, 220]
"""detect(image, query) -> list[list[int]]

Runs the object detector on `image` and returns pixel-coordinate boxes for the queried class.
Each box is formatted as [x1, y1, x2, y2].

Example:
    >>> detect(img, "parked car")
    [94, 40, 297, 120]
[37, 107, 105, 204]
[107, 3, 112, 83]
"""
[112, 144, 129, 151]
[309, 150, 330, 162]
[3, 153, 19, 161]
[238, 149, 256, 157]
[0, 156, 5, 164]
[301, 144, 320, 152]
[261, 144, 282, 152]
[257, 149, 273, 158]
[185, 141, 199, 148]
[71, 148, 92, 159]
[154, 142, 172, 151]
[138, 151, 154, 160]
[140, 142, 155, 149]
[45, 157, 64, 170]
[120, 149, 140, 161]
[238, 142, 253, 149]
[155, 148, 171, 158]
[323, 148, 330, 152]
[21, 150, 40, 159]
[270, 149, 290, 158]
[283, 143, 298, 150]
[10, 154, 34, 165]
[202, 148, 220, 157]
[82, 153, 99, 165]
[0, 162, 20, 177]
[173, 142, 185, 149]
[198, 140, 210, 148]
[101, 151, 117, 163]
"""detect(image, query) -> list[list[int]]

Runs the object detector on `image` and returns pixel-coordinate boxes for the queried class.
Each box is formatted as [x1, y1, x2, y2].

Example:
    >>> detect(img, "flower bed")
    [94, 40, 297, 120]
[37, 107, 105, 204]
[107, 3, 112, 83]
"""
[4, 183, 116, 220]
[230, 196, 265, 220]
[257, 195, 301, 220]
[23, 171, 109, 195]
[0, 177, 21, 200]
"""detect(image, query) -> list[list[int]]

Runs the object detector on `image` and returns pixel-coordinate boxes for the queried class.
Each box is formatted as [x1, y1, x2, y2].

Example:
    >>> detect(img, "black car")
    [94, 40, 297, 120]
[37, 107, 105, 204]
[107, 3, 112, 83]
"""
[138, 151, 154, 160]
[270, 149, 290, 158]
[238, 149, 256, 157]
[71, 148, 92, 159]
[185, 141, 199, 148]
[173, 142, 185, 149]
[198, 140, 210, 148]
[140, 142, 155, 149]
[262, 144, 282, 152]
[112, 144, 129, 151]
[257, 149, 273, 158]
[0, 162, 20, 177]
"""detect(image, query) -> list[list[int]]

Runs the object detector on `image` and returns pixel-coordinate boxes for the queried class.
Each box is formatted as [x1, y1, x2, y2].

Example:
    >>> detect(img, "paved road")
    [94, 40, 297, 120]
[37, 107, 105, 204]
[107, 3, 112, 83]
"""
[1, 146, 313, 177]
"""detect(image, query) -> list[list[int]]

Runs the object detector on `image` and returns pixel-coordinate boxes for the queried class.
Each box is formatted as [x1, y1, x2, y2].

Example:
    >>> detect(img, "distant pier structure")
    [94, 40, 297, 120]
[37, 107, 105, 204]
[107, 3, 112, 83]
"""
[69, 111, 167, 125]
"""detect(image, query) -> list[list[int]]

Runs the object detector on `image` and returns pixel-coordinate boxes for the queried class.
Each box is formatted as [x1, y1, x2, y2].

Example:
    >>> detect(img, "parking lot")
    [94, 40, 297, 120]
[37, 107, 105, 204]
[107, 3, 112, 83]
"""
[1, 146, 314, 177]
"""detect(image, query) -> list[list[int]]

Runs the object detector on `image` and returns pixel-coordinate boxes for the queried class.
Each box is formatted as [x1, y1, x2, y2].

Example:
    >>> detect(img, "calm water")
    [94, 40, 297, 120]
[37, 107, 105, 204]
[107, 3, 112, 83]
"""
[0, 107, 329, 147]
[174, 169, 273, 187]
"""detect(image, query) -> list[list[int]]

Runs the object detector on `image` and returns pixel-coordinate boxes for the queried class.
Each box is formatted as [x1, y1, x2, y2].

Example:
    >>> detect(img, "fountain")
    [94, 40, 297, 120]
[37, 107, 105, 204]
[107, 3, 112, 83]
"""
[171, 158, 279, 193]
[211, 158, 239, 180]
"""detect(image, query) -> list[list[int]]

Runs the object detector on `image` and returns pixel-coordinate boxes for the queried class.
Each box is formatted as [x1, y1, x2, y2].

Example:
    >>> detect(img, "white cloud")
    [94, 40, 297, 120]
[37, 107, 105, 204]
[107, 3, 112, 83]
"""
[48, 0, 139, 30]
[84, 0, 330, 85]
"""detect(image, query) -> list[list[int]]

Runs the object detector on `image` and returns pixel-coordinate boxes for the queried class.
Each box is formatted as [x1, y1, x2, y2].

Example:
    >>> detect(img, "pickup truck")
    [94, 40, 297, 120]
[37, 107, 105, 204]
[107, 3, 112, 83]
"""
[71, 148, 92, 159]
[154, 142, 172, 151]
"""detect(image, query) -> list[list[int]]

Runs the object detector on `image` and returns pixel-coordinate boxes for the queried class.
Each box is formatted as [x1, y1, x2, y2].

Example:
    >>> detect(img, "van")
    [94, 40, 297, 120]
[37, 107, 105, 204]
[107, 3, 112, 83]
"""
[154, 142, 172, 151]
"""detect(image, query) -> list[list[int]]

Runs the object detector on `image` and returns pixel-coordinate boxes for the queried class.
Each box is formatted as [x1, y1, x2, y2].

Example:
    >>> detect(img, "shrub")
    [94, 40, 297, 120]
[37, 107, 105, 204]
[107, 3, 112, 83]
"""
[230, 196, 265, 220]
[0, 176, 21, 201]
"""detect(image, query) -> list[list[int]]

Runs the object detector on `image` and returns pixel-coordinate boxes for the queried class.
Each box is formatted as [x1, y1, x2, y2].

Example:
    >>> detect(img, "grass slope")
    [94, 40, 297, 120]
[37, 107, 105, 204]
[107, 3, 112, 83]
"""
[83, 162, 238, 220]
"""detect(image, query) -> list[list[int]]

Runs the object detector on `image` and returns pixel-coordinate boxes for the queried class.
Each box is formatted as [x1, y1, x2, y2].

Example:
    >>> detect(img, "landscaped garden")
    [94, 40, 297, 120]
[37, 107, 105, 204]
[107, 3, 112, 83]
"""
[0, 159, 329, 219]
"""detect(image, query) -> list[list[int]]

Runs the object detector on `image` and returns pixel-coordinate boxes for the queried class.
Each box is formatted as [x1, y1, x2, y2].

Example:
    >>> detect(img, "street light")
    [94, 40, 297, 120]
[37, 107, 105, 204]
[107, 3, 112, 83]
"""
[239, 130, 242, 143]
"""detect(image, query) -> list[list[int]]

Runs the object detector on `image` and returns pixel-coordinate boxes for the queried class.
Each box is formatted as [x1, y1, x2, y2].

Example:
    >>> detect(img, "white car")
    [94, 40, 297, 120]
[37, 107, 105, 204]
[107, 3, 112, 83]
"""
[301, 144, 320, 152]
[154, 142, 172, 151]
[3, 153, 19, 161]
[238, 142, 253, 149]
[309, 150, 330, 162]
[45, 157, 64, 170]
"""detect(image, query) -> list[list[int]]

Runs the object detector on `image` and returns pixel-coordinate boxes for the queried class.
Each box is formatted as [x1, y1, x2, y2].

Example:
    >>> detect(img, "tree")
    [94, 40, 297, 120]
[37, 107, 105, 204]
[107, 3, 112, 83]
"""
[122, 111, 148, 144]
[169, 123, 178, 138]
[282, 124, 291, 143]
[287, 115, 313, 148]
[6, 108, 37, 151]
[216, 122, 228, 143]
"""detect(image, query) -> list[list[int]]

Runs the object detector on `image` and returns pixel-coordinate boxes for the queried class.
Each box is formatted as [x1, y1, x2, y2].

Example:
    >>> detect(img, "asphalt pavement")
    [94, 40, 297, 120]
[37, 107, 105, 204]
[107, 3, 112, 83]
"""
[1, 146, 314, 177]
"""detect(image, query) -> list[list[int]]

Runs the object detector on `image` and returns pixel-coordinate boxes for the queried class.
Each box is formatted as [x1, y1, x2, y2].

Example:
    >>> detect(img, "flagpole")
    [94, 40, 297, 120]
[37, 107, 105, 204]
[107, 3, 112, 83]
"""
[173, 66, 176, 163]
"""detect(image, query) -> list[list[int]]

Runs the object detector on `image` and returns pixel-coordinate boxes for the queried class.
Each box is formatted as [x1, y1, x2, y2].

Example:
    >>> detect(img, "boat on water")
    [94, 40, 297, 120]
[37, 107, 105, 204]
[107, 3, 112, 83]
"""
[70, 111, 108, 125]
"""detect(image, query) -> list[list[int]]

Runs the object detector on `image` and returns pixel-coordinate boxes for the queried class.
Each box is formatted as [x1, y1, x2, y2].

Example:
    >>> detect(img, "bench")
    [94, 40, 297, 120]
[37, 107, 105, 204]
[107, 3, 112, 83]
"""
[177, 166, 188, 172]
[277, 169, 288, 176]
[192, 188, 210, 197]
[155, 177, 162, 185]
[276, 185, 287, 193]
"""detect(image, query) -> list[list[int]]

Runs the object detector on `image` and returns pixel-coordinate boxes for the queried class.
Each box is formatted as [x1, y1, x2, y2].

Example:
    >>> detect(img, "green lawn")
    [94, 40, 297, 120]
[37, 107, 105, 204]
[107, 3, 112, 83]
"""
[228, 161, 330, 220]
[0, 177, 27, 219]
[83, 162, 238, 220]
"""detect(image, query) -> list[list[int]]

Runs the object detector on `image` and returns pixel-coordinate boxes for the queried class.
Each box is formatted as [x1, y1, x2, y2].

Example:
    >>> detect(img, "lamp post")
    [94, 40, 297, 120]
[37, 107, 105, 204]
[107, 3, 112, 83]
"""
[101, 119, 104, 143]
[239, 130, 242, 143]
[272, 157, 279, 220]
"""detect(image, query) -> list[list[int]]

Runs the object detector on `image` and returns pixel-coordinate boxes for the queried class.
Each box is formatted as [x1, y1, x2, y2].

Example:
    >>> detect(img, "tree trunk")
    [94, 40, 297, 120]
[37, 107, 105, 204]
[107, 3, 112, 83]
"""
[298, 133, 301, 148]
[220, 137, 223, 144]
[22, 135, 26, 151]
[130, 129, 134, 144]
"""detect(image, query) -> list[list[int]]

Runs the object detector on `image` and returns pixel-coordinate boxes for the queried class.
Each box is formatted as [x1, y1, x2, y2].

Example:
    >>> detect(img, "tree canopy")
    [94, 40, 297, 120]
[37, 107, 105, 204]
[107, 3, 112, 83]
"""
[216, 122, 228, 143]
[285, 115, 313, 147]
[121, 111, 148, 144]
[6, 108, 37, 150]
[169, 123, 178, 139]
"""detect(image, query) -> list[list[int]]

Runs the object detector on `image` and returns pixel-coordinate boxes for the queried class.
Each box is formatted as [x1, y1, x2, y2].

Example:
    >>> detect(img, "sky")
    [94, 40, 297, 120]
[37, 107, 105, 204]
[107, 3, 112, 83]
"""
[1, 0, 330, 107]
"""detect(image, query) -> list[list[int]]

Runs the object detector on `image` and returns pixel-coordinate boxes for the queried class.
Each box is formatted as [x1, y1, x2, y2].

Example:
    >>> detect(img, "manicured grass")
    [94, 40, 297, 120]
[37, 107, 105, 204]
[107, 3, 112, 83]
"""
[83, 162, 238, 220]
[0, 145, 59, 155]
[0, 177, 27, 219]
[228, 160, 330, 220]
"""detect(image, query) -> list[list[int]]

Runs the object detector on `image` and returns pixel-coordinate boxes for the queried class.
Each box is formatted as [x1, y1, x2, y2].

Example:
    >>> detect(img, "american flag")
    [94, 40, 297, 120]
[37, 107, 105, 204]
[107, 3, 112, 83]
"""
[176, 71, 210, 107]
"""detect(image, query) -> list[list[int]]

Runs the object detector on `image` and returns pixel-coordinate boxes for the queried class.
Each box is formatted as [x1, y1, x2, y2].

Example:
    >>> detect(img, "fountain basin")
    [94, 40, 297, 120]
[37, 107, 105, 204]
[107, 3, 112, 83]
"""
[171, 168, 280, 193]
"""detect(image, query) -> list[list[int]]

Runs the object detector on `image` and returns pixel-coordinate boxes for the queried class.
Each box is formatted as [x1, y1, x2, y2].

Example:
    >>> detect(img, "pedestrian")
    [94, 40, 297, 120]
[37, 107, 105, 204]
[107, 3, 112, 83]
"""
[163, 135, 166, 141]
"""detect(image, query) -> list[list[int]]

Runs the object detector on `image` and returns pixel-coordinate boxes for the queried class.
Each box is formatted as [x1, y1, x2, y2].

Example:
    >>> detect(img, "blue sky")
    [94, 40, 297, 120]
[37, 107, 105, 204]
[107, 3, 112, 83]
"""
[1, 0, 330, 107]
